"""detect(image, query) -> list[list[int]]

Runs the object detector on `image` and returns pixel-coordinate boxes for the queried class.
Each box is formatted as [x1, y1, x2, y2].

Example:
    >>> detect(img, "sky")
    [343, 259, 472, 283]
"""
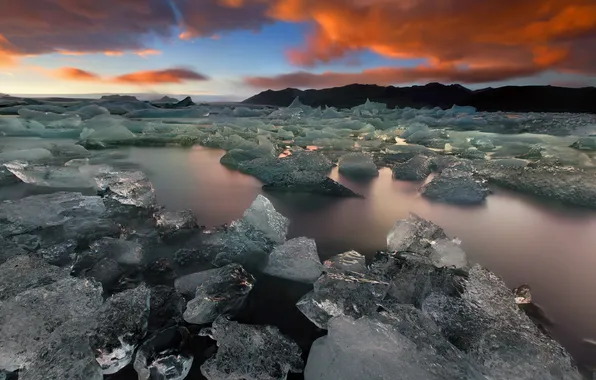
[1, 0, 596, 100]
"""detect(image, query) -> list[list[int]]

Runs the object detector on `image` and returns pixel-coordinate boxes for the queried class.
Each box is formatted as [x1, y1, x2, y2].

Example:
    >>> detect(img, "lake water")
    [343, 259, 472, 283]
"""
[2, 139, 596, 373]
[110, 145, 596, 372]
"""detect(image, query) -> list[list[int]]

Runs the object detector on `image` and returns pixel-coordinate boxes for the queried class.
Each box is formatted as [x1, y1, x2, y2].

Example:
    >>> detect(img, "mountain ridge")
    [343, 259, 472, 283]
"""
[242, 83, 596, 113]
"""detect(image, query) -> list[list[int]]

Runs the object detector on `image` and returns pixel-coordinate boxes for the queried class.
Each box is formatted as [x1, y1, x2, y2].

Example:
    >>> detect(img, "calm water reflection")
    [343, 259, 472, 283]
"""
[7, 143, 589, 371]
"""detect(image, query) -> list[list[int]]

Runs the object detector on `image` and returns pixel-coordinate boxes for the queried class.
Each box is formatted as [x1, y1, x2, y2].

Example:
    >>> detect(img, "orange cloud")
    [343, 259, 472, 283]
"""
[52, 66, 209, 84]
[113, 68, 208, 84]
[135, 49, 161, 57]
[54, 67, 101, 81]
[245, 64, 544, 89]
[263, 0, 596, 72]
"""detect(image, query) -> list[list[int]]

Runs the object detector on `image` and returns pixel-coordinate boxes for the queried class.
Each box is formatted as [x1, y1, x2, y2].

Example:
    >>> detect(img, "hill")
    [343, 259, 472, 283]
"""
[243, 83, 596, 113]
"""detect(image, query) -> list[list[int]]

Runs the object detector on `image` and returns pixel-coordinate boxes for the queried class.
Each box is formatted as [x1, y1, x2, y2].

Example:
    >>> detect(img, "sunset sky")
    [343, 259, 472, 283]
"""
[1, 0, 595, 99]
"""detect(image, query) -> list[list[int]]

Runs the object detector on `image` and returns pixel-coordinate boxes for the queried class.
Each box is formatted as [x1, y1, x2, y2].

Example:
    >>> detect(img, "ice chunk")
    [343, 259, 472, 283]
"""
[91, 285, 151, 374]
[304, 311, 486, 380]
[447, 105, 477, 115]
[82, 124, 135, 141]
[125, 107, 208, 118]
[198, 228, 271, 271]
[422, 167, 489, 205]
[134, 326, 193, 380]
[148, 286, 186, 333]
[0, 166, 20, 186]
[477, 163, 596, 208]
[387, 213, 447, 253]
[0, 237, 26, 264]
[571, 137, 596, 151]
[232, 107, 265, 117]
[95, 170, 156, 208]
[18, 108, 82, 128]
[470, 137, 496, 152]
[296, 271, 390, 329]
[0, 148, 52, 163]
[429, 238, 468, 268]
[0, 192, 106, 237]
[199, 316, 303, 380]
[263, 237, 323, 283]
[4, 161, 97, 188]
[89, 237, 144, 266]
[0, 276, 103, 371]
[323, 250, 367, 273]
[338, 153, 378, 179]
[392, 155, 434, 181]
[401, 122, 429, 139]
[232, 195, 289, 245]
[68, 104, 110, 120]
[405, 129, 449, 145]
[422, 266, 582, 380]
[182, 264, 255, 324]
[19, 319, 103, 380]
[153, 209, 198, 236]
[0, 256, 67, 301]
[46, 143, 91, 159]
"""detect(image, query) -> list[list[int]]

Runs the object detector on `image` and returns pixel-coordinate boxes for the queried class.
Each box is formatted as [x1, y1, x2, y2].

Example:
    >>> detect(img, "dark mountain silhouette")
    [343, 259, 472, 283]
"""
[243, 83, 596, 113]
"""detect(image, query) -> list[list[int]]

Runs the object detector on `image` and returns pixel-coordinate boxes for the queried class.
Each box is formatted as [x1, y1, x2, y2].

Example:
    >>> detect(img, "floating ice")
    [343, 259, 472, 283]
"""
[392, 155, 434, 181]
[182, 264, 255, 324]
[153, 209, 198, 236]
[387, 213, 448, 253]
[304, 311, 486, 380]
[0, 274, 103, 372]
[323, 250, 367, 273]
[0, 256, 67, 301]
[91, 285, 151, 374]
[0, 192, 106, 237]
[0, 148, 52, 163]
[422, 166, 490, 205]
[95, 170, 156, 208]
[18, 319, 104, 380]
[338, 153, 378, 179]
[199, 316, 303, 380]
[296, 271, 390, 329]
[232, 194, 289, 245]
[68, 104, 110, 120]
[422, 265, 582, 380]
[90, 237, 144, 266]
[263, 237, 323, 283]
[4, 161, 97, 188]
[134, 326, 193, 380]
